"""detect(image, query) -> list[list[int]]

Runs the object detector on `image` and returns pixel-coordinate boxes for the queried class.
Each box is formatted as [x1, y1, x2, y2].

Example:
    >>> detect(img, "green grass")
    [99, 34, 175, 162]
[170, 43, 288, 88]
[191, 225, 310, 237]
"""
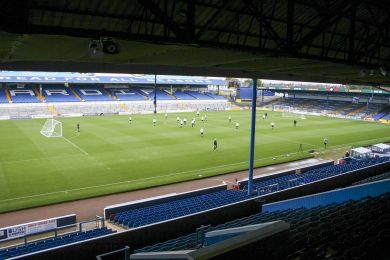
[0, 110, 389, 213]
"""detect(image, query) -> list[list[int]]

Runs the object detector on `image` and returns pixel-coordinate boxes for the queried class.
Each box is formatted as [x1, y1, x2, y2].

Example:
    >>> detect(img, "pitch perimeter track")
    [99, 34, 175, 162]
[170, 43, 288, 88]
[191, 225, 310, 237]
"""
[0, 157, 329, 227]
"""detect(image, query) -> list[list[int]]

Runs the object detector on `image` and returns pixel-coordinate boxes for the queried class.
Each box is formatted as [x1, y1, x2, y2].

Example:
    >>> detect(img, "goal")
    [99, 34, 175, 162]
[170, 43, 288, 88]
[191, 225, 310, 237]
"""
[282, 109, 306, 119]
[40, 119, 62, 138]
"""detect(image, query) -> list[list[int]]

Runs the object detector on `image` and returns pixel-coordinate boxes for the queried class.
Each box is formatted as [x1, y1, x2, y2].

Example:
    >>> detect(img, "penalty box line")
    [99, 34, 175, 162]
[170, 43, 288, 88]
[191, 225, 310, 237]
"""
[62, 136, 89, 156]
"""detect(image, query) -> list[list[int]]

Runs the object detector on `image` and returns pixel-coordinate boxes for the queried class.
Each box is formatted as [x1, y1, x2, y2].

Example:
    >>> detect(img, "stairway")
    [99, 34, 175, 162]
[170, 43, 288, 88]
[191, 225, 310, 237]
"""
[47, 105, 59, 116]
[68, 86, 83, 101]
[34, 86, 45, 102]
[4, 86, 12, 103]
[120, 103, 129, 112]
[102, 87, 117, 100]
[347, 105, 366, 116]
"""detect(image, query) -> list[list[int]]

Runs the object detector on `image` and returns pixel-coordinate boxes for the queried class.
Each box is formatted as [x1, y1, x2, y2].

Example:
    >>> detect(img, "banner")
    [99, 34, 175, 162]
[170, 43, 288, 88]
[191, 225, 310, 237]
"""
[0, 72, 226, 86]
[5, 219, 57, 240]
[0, 214, 76, 242]
[27, 219, 57, 234]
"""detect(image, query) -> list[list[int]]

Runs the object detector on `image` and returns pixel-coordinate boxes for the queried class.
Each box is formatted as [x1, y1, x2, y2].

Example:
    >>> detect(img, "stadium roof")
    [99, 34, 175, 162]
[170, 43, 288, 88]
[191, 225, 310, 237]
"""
[0, 1, 389, 86]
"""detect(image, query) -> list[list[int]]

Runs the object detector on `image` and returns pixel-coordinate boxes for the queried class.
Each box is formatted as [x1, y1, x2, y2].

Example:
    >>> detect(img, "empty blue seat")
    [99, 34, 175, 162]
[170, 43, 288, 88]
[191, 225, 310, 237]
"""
[0, 228, 115, 258]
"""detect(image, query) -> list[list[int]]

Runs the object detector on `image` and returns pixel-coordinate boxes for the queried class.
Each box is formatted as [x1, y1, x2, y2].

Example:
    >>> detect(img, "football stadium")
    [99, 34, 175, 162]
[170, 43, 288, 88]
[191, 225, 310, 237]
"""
[0, 1, 390, 260]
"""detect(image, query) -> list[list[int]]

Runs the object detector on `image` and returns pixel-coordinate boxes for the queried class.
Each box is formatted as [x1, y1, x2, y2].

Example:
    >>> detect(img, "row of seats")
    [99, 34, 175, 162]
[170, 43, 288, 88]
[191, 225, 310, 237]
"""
[173, 91, 225, 100]
[373, 113, 386, 120]
[110, 190, 250, 229]
[184, 91, 214, 100]
[43, 85, 79, 102]
[243, 157, 390, 194]
[0, 227, 115, 259]
[269, 98, 389, 117]
[147, 89, 175, 100]
[72, 85, 112, 101]
[382, 114, 390, 120]
[0, 87, 8, 103]
[136, 192, 390, 259]
[174, 91, 197, 100]
[353, 171, 390, 185]
[1, 86, 225, 103]
[107, 88, 146, 101]
[7, 85, 39, 103]
[111, 157, 389, 230]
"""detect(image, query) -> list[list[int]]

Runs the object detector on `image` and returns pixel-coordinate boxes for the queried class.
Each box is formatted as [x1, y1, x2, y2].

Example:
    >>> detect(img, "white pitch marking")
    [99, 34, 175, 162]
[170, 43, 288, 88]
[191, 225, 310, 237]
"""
[62, 136, 89, 155]
[67, 133, 80, 140]
[0, 154, 88, 164]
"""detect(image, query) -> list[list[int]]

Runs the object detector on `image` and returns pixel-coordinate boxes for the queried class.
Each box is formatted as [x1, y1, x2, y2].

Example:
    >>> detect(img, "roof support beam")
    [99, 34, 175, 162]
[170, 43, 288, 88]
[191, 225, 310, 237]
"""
[243, 0, 284, 49]
[195, 0, 231, 39]
[286, 0, 294, 50]
[186, 0, 195, 41]
[138, 0, 186, 41]
[348, 0, 357, 63]
[291, 0, 352, 52]
[363, 3, 390, 62]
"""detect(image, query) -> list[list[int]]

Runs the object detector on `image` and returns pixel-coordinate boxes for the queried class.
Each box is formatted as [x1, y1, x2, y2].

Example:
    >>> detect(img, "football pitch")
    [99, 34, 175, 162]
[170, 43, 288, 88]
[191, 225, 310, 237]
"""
[0, 110, 389, 213]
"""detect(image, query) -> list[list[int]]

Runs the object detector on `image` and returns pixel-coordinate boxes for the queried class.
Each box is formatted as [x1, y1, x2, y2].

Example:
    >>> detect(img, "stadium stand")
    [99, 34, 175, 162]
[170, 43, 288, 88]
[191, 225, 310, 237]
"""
[0, 99, 229, 118]
[257, 89, 390, 119]
[242, 157, 390, 194]
[135, 184, 390, 259]
[173, 91, 196, 100]
[111, 189, 251, 228]
[0, 82, 232, 108]
[204, 92, 226, 100]
[374, 113, 386, 120]
[109, 157, 389, 230]
[0, 87, 8, 103]
[353, 171, 390, 185]
[0, 227, 115, 259]
[382, 114, 390, 120]
[108, 88, 146, 101]
[144, 89, 175, 100]
[7, 85, 40, 103]
[184, 91, 214, 100]
[42, 85, 80, 102]
[72, 85, 113, 101]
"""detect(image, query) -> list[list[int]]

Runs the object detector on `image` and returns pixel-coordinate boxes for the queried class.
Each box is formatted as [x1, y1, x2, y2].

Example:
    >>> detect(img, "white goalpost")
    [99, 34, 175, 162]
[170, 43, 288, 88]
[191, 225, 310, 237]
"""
[274, 105, 306, 119]
[40, 119, 63, 138]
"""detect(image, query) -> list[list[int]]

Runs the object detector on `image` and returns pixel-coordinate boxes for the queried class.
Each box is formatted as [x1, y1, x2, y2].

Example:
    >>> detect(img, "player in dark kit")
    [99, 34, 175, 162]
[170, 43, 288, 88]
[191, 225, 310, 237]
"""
[294, 120, 297, 127]
[213, 139, 218, 150]
[77, 123, 80, 132]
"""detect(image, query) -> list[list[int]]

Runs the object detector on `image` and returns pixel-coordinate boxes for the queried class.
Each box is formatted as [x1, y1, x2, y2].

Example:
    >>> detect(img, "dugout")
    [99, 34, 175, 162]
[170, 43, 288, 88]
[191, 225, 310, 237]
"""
[350, 147, 373, 159]
[372, 143, 390, 154]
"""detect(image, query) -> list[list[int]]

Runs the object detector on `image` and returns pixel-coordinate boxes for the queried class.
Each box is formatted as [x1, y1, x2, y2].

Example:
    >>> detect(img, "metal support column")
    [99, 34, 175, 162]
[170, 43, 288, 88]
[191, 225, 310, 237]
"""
[261, 89, 264, 105]
[247, 79, 257, 196]
[154, 74, 157, 114]
[326, 94, 329, 111]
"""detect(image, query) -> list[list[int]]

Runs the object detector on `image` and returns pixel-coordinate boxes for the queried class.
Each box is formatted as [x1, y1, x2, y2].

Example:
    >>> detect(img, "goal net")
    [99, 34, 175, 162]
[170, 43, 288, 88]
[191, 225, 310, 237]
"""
[40, 119, 62, 138]
[278, 107, 306, 119]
